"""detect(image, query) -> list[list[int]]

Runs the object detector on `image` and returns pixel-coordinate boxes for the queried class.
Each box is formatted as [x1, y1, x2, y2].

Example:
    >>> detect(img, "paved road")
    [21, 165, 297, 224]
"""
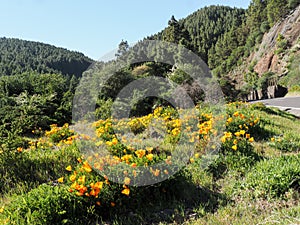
[253, 96, 300, 117]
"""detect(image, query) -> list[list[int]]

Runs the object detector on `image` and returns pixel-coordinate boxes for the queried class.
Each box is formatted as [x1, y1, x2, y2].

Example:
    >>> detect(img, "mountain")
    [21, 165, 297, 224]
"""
[0, 37, 93, 77]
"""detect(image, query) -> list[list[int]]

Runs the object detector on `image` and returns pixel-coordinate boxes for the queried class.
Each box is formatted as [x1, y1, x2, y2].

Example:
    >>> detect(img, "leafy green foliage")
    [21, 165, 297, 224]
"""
[1, 184, 99, 225]
[0, 73, 78, 138]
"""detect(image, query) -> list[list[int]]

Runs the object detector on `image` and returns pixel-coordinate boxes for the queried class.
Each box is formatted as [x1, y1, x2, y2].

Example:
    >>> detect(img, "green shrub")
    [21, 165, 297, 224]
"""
[1, 184, 99, 225]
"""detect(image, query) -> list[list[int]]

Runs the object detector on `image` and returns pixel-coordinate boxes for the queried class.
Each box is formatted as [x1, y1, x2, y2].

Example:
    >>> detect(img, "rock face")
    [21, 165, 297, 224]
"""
[233, 5, 300, 100]
[253, 6, 300, 76]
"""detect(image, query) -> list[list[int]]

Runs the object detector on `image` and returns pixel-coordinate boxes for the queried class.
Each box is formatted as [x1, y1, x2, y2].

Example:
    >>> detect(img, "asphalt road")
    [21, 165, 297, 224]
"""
[253, 96, 300, 117]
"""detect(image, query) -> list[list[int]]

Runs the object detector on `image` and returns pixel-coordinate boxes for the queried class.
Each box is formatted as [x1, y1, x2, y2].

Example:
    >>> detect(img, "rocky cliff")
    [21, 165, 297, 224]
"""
[232, 5, 300, 99]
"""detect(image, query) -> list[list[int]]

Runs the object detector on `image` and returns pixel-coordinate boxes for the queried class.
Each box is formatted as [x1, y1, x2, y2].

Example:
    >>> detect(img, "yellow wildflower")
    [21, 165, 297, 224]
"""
[135, 149, 146, 158]
[146, 154, 154, 161]
[111, 138, 118, 145]
[121, 188, 130, 196]
[66, 165, 72, 171]
[82, 161, 92, 173]
[239, 130, 246, 135]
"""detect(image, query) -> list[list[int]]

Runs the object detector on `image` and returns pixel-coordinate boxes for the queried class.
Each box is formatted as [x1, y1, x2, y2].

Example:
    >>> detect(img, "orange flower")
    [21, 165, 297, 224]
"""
[94, 181, 104, 189]
[96, 201, 101, 206]
[227, 117, 233, 123]
[249, 137, 254, 143]
[82, 161, 92, 173]
[133, 170, 137, 178]
[111, 138, 118, 145]
[165, 156, 172, 165]
[135, 149, 146, 158]
[153, 169, 160, 176]
[121, 188, 130, 196]
[76, 192, 84, 196]
[146, 154, 154, 161]
[90, 189, 98, 197]
[110, 202, 116, 207]
[246, 134, 251, 139]
[17, 147, 23, 153]
[225, 132, 232, 138]
[233, 111, 239, 117]
[235, 131, 241, 137]
[71, 181, 79, 189]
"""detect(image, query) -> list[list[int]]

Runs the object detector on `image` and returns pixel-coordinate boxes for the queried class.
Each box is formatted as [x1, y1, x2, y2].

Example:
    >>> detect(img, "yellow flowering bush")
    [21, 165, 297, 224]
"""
[58, 103, 260, 206]
[45, 123, 76, 144]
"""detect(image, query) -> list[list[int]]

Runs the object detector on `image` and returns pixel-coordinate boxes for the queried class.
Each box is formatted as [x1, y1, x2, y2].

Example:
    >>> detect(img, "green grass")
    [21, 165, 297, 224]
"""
[0, 103, 300, 225]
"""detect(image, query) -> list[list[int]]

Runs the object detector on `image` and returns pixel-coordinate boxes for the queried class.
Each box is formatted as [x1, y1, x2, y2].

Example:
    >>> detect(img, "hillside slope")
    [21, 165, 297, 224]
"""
[0, 37, 93, 77]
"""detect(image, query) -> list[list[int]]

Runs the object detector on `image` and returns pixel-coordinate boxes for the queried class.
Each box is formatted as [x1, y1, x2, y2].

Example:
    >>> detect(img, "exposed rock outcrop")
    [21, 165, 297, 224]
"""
[233, 5, 300, 101]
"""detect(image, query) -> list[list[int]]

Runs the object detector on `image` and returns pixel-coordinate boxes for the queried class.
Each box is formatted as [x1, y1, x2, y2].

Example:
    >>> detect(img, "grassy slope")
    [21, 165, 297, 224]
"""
[187, 106, 300, 225]
[0, 104, 299, 225]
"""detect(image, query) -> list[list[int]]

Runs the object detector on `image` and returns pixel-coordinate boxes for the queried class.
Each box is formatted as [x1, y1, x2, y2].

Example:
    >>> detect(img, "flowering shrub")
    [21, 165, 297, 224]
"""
[58, 103, 261, 207]
[10, 103, 260, 209]
[27, 123, 77, 151]
[45, 123, 76, 144]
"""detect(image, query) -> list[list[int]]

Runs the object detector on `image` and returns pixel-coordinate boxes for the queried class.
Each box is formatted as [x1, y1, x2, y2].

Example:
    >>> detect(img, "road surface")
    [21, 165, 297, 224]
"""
[253, 96, 300, 117]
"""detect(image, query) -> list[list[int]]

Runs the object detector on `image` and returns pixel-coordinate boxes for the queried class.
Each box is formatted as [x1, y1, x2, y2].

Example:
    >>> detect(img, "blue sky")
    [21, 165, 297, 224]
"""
[0, 0, 251, 60]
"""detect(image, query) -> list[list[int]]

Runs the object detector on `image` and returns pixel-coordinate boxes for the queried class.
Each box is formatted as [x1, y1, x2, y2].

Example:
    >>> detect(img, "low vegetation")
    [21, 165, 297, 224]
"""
[0, 102, 299, 224]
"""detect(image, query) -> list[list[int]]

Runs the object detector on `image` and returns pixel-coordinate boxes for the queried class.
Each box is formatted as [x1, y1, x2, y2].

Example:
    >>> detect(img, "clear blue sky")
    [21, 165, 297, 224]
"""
[0, 0, 251, 60]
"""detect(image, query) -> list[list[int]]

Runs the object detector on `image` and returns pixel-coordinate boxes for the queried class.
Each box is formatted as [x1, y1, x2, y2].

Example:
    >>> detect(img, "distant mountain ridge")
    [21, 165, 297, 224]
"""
[0, 37, 93, 77]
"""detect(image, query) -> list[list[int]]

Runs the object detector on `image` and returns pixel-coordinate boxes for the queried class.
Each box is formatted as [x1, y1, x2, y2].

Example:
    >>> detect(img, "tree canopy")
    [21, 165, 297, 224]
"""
[0, 37, 93, 77]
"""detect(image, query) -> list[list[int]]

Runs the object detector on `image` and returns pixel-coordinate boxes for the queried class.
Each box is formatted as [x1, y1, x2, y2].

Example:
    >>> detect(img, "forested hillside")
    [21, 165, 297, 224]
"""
[0, 37, 93, 77]
[146, 1, 300, 99]
[148, 6, 246, 64]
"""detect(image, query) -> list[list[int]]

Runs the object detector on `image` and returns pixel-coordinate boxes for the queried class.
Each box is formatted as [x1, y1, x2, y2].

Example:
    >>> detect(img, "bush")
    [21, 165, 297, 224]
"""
[1, 184, 100, 225]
